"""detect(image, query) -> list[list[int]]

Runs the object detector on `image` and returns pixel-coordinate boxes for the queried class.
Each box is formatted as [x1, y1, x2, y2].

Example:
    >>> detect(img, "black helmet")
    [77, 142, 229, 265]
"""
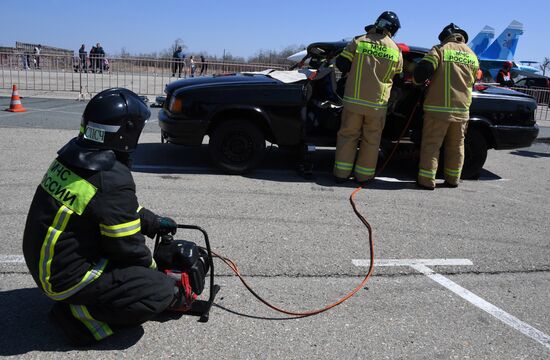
[374, 11, 401, 36]
[438, 23, 469, 43]
[78, 88, 150, 152]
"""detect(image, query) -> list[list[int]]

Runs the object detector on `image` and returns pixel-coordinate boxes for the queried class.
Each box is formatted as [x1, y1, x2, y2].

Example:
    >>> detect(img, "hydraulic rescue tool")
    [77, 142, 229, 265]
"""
[153, 224, 220, 322]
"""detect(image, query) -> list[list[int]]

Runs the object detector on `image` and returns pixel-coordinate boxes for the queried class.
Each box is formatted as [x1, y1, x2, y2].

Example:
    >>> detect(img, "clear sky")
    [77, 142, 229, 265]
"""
[1, 0, 549, 63]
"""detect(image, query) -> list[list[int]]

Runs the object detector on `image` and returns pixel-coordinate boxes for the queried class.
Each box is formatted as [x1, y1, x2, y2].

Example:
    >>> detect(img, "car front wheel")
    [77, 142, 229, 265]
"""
[208, 119, 266, 174]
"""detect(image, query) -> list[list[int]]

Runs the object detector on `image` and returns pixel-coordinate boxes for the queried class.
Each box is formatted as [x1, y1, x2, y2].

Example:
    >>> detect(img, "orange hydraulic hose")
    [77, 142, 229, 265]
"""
[210, 89, 422, 318]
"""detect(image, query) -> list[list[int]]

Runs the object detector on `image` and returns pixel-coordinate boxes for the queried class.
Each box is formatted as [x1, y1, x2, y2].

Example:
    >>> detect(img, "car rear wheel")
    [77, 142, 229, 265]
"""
[208, 119, 266, 174]
[462, 127, 488, 179]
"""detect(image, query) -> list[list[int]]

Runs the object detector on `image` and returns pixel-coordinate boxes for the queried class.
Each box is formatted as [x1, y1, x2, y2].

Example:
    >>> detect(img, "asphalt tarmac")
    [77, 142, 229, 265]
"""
[0, 97, 549, 359]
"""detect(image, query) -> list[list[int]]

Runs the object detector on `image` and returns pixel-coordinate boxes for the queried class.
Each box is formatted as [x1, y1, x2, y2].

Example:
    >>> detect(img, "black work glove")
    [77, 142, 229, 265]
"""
[156, 216, 177, 236]
[154, 237, 209, 295]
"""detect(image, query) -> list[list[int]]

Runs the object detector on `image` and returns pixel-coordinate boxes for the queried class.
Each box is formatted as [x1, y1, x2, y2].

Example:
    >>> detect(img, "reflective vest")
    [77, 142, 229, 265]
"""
[421, 34, 479, 121]
[339, 31, 403, 114]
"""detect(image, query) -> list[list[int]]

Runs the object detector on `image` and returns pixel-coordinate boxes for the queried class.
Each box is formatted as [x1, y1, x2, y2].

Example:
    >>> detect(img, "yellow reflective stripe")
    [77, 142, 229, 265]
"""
[424, 105, 469, 113]
[444, 168, 461, 177]
[379, 61, 395, 103]
[70, 304, 113, 341]
[99, 219, 141, 238]
[40, 160, 97, 215]
[149, 258, 157, 270]
[445, 62, 451, 108]
[334, 161, 353, 170]
[137, 205, 143, 213]
[358, 53, 364, 98]
[47, 259, 108, 300]
[423, 55, 438, 70]
[354, 53, 363, 98]
[355, 165, 375, 175]
[39, 205, 108, 300]
[419, 168, 436, 179]
[340, 50, 353, 61]
[343, 96, 387, 109]
[39, 206, 73, 293]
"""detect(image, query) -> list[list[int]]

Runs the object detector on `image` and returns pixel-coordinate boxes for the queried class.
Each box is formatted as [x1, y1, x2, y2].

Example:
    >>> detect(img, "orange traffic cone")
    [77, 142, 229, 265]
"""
[5, 85, 26, 112]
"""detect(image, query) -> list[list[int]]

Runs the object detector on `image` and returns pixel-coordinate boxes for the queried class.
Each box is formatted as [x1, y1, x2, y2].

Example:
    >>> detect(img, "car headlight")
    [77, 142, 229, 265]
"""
[169, 97, 183, 113]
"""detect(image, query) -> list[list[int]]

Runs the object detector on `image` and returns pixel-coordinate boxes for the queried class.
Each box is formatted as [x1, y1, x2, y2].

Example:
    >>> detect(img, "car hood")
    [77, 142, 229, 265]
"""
[474, 85, 534, 99]
[165, 74, 279, 94]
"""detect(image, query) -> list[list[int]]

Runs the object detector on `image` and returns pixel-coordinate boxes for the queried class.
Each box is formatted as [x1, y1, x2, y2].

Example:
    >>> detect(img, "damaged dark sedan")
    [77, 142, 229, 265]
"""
[158, 41, 539, 178]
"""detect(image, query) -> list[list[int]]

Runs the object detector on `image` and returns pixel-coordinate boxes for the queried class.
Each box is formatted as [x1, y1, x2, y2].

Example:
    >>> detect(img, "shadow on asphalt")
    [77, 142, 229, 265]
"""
[132, 142, 502, 188]
[510, 149, 550, 158]
[0, 288, 144, 355]
[212, 303, 296, 321]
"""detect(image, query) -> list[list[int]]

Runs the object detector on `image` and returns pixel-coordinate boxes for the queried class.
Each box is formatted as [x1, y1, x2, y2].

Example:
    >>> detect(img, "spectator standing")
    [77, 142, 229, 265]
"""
[200, 55, 208, 76]
[95, 43, 105, 73]
[190, 56, 196, 77]
[21, 51, 30, 70]
[171, 46, 182, 77]
[180, 51, 188, 78]
[89, 45, 97, 73]
[34, 44, 42, 69]
[78, 44, 87, 72]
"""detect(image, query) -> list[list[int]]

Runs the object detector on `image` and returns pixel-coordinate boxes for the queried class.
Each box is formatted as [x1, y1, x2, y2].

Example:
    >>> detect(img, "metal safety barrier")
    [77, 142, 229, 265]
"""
[510, 86, 550, 123]
[0, 52, 288, 98]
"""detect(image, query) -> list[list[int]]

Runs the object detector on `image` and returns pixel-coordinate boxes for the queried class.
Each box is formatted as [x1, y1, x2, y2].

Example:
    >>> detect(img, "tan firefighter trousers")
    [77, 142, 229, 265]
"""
[418, 114, 468, 188]
[334, 108, 386, 182]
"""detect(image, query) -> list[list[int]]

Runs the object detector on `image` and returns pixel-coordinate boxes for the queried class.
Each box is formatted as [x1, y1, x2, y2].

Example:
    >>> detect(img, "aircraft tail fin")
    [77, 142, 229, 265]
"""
[479, 20, 523, 60]
[468, 26, 495, 55]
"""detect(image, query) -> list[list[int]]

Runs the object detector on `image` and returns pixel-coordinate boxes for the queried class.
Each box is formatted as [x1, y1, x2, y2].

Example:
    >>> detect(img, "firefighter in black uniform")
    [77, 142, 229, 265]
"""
[23, 88, 198, 345]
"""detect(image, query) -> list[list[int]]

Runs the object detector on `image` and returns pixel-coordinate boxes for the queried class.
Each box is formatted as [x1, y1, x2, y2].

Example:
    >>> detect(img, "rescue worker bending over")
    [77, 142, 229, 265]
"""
[413, 24, 479, 189]
[23, 88, 195, 346]
[333, 11, 403, 184]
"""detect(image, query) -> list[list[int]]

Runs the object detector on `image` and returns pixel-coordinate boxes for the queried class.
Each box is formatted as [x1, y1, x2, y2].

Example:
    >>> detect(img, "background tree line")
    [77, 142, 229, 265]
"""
[115, 38, 306, 65]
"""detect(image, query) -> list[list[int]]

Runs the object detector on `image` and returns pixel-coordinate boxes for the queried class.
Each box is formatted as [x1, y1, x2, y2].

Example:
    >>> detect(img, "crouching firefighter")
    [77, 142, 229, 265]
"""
[413, 24, 479, 189]
[22, 88, 209, 346]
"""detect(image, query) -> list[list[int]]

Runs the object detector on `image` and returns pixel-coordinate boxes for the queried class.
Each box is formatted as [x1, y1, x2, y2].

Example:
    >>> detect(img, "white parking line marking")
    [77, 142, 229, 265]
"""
[132, 164, 291, 175]
[353, 258, 473, 267]
[132, 165, 215, 173]
[375, 177, 414, 183]
[28, 102, 85, 110]
[353, 258, 550, 350]
[0, 255, 25, 263]
[0, 111, 32, 119]
[25, 107, 82, 115]
[411, 263, 550, 350]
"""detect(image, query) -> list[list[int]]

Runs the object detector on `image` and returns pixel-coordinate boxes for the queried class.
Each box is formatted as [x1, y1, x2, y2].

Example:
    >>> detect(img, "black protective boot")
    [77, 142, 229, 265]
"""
[297, 143, 315, 179]
[49, 302, 97, 347]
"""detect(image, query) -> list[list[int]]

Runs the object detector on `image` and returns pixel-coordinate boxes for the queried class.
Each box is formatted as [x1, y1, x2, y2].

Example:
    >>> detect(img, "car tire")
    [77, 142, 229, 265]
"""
[208, 119, 266, 174]
[461, 127, 487, 179]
